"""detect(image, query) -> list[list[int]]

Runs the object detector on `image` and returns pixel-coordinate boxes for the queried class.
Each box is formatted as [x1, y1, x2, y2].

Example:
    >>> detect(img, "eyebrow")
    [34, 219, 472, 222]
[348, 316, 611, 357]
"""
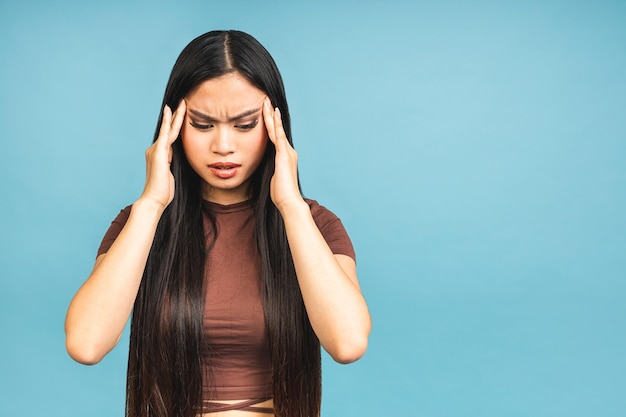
[188, 107, 262, 123]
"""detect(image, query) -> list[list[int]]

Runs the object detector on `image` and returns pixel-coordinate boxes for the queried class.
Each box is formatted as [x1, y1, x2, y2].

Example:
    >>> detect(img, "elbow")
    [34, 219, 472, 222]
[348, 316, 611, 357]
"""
[65, 333, 107, 366]
[64, 315, 119, 365]
[327, 314, 372, 364]
[328, 329, 370, 364]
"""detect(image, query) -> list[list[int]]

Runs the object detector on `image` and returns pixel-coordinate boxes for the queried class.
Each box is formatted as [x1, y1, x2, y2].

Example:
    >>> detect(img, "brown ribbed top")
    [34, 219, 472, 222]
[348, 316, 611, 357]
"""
[97, 198, 355, 402]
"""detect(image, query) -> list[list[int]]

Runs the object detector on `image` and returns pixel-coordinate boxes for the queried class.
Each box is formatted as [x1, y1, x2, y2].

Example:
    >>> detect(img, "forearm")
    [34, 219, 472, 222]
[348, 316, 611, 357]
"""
[65, 198, 164, 364]
[279, 200, 371, 363]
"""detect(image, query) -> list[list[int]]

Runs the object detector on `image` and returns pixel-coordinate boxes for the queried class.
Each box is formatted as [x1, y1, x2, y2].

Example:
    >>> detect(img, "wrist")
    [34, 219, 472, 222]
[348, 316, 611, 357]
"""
[133, 197, 167, 218]
[275, 197, 309, 218]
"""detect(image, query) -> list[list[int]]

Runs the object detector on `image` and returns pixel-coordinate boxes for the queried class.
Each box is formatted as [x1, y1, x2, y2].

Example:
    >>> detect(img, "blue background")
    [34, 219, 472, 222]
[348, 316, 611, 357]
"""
[1, 0, 625, 416]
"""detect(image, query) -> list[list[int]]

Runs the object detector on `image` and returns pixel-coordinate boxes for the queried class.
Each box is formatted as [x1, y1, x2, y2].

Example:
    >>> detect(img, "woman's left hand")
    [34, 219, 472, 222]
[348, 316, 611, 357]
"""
[263, 97, 305, 213]
[263, 100, 371, 364]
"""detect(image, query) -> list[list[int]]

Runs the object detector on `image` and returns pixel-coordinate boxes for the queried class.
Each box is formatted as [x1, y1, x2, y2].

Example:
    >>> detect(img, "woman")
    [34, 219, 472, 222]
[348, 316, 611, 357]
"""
[65, 30, 371, 417]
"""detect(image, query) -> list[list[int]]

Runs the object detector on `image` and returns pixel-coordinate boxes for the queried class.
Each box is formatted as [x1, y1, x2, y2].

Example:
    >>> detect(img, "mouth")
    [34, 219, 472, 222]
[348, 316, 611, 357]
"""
[208, 162, 241, 179]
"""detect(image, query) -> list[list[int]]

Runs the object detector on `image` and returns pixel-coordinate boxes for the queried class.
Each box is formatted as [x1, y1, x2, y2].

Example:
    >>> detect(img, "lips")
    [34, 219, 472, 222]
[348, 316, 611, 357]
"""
[208, 162, 241, 179]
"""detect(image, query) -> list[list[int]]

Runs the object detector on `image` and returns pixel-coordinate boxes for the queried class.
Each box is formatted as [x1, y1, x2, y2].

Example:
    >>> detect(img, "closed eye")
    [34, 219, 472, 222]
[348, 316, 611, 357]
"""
[189, 121, 213, 131]
[235, 119, 259, 131]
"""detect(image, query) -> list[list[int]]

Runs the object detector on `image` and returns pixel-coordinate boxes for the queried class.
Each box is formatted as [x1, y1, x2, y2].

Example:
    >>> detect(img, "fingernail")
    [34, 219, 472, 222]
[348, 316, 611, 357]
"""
[275, 107, 281, 117]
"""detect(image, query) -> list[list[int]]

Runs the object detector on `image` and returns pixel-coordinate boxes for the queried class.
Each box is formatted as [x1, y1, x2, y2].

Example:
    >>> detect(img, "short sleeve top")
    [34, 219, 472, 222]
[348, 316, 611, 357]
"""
[97, 198, 355, 401]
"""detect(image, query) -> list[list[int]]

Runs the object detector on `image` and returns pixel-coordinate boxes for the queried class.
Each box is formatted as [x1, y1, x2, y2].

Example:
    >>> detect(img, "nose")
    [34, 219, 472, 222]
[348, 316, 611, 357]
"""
[210, 126, 235, 155]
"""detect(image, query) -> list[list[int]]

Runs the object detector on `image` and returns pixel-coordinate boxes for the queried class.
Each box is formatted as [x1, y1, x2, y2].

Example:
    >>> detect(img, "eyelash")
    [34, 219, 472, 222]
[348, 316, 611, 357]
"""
[238, 119, 259, 130]
[189, 119, 259, 131]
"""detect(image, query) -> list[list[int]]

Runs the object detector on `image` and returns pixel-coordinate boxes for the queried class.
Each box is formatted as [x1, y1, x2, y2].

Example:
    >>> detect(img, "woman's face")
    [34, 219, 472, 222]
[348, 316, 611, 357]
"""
[181, 72, 268, 204]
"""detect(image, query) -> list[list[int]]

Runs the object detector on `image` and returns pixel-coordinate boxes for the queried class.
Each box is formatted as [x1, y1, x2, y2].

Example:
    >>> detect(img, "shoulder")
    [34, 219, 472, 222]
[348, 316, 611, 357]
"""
[304, 198, 341, 227]
[96, 204, 133, 257]
[115, 205, 133, 222]
[107, 205, 133, 229]
[304, 198, 356, 260]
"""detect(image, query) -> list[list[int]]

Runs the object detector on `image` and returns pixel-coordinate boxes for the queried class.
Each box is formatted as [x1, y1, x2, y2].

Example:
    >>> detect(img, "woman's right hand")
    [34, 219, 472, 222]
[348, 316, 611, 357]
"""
[65, 101, 187, 364]
[141, 100, 186, 209]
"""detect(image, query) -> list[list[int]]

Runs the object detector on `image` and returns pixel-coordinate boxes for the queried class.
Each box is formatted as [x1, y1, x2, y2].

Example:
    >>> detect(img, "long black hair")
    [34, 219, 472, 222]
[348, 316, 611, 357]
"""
[126, 31, 321, 417]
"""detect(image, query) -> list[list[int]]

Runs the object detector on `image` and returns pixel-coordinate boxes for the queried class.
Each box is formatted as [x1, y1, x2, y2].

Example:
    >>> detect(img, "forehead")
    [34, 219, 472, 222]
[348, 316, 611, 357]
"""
[186, 72, 265, 113]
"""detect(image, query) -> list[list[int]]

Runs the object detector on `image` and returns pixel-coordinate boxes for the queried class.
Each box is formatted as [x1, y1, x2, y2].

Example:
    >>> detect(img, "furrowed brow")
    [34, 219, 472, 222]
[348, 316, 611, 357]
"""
[188, 107, 262, 123]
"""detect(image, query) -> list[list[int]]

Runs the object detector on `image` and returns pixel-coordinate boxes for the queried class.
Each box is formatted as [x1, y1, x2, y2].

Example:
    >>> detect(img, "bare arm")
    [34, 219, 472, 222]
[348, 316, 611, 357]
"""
[263, 99, 371, 363]
[65, 102, 186, 364]
[281, 202, 371, 363]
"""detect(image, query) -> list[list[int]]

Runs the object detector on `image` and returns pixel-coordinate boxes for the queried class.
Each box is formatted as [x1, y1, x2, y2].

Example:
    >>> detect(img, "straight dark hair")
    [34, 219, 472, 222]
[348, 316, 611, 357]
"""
[126, 31, 321, 417]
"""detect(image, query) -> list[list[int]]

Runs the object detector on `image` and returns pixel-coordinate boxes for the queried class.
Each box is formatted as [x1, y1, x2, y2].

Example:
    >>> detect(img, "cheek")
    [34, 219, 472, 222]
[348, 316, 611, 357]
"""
[180, 128, 200, 162]
[179, 124, 189, 147]
[251, 132, 268, 158]
[180, 123, 201, 147]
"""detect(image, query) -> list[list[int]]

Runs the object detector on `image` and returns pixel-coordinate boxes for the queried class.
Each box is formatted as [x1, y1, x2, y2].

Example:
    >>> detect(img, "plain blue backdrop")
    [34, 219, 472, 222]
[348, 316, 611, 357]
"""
[1, 0, 624, 416]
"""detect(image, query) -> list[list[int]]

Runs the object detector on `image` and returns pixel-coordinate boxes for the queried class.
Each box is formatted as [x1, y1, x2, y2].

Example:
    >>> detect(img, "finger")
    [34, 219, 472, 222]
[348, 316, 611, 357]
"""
[168, 100, 186, 144]
[263, 97, 277, 145]
[156, 105, 172, 148]
[273, 107, 288, 152]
